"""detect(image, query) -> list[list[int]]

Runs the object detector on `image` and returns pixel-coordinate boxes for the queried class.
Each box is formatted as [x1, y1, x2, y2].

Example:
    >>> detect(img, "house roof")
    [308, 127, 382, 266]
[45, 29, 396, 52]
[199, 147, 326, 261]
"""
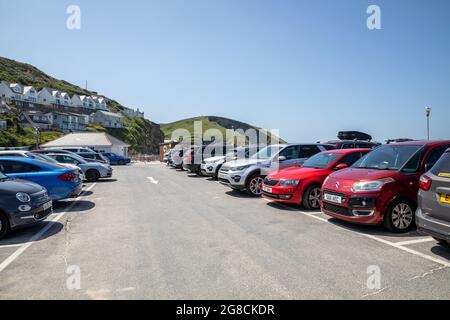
[42, 132, 130, 148]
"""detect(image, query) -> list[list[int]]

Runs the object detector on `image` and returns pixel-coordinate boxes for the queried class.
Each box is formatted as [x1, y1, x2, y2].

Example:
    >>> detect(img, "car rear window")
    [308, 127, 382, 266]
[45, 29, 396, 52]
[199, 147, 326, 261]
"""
[431, 152, 450, 178]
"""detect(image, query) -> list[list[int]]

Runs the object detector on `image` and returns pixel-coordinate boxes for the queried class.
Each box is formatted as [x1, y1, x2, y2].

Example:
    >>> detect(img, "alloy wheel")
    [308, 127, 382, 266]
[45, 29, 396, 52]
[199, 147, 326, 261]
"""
[249, 176, 264, 196]
[308, 187, 322, 209]
[391, 203, 413, 230]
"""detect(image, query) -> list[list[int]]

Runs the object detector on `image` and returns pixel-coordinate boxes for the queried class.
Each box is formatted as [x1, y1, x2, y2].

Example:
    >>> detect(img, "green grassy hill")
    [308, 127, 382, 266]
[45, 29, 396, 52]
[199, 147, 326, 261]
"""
[0, 56, 164, 153]
[161, 116, 286, 144]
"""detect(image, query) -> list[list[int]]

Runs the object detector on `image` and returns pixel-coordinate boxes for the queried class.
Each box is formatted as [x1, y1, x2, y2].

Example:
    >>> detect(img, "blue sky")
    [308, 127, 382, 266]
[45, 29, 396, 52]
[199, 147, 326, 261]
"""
[1, 0, 449, 142]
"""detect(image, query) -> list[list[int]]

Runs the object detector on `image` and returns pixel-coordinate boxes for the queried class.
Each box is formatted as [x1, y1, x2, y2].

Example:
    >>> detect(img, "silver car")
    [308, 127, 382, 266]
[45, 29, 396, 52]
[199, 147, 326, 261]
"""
[47, 153, 113, 182]
[218, 144, 334, 196]
[416, 148, 450, 246]
[201, 146, 260, 179]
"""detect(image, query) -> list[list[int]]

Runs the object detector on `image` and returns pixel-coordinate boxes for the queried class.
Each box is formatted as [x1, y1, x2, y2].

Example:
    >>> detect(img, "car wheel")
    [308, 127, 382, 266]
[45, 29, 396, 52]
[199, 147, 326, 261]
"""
[246, 174, 264, 197]
[0, 213, 10, 240]
[118, 160, 125, 165]
[302, 184, 322, 210]
[85, 169, 100, 182]
[383, 199, 416, 233]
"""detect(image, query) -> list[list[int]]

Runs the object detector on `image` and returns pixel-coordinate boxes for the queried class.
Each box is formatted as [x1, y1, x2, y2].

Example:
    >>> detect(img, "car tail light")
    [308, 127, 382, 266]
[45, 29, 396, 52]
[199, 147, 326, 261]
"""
[59, 173, 77, 181]
[419, 175, 432, 191]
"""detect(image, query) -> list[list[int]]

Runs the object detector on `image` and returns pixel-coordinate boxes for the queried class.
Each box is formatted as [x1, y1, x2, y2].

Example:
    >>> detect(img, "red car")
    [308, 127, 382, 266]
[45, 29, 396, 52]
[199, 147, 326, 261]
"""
[321, 140, 450, 233]
[261, 149, 371, 209]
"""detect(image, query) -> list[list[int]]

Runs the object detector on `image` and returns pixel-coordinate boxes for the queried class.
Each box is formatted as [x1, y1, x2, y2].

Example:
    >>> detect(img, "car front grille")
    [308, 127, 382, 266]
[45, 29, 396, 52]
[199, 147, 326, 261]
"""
[34, 207, 52, 220]
[264, 178, 279, 186]
[322, 202, 353, 216]
[263, 191, 280, 199]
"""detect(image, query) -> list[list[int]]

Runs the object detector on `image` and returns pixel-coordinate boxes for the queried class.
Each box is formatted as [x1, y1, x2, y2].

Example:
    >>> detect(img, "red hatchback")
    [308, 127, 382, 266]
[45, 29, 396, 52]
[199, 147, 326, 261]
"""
[321, 140, 450, 233]
[262, 149, 371, 209]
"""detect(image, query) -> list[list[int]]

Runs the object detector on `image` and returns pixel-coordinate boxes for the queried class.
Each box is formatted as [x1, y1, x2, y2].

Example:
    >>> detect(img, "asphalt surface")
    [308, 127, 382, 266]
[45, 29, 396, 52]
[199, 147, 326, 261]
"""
[0, 162, 449, 299]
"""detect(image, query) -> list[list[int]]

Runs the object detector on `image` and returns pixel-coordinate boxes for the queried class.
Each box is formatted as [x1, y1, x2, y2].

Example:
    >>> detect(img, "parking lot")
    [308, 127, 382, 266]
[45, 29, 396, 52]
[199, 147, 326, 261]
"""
[0, 162, 449, 299]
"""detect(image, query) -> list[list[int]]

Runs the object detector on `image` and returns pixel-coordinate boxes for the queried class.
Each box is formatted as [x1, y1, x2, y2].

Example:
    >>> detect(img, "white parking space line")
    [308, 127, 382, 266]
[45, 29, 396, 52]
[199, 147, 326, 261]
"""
[396, 238, 435, 246]
[0, 183, 97, 274]
[0, 244, 24, 249]
[264, 199, 450, 268]
[147, 177, 159, 184]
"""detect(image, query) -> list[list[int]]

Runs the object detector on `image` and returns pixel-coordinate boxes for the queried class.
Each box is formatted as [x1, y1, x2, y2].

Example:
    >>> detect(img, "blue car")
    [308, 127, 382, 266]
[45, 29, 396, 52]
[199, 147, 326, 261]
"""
[0, 157, 83, 201]
[102, 152, 130, 165]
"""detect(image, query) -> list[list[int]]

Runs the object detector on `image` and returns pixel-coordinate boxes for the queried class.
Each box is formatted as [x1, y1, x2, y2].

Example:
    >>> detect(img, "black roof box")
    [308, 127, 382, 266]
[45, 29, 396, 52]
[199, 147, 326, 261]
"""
[338, 131, 372, 141]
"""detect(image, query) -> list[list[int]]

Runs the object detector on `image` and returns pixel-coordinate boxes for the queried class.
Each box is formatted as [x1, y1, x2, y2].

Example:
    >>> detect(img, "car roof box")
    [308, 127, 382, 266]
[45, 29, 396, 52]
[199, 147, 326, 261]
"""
[338, 131, 372, 141]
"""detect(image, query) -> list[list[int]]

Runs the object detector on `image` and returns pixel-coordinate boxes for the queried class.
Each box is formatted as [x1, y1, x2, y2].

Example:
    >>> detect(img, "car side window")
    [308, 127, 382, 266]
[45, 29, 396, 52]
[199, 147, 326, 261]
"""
[64, 156, 79, 165]
[279, 146, 301, 160]
[424, 147, 448, 171]
[338, 152, 363, 166]
[0, 160, 41, 173]
[402, 148, 426, 173]
[299, 145, 321, 158]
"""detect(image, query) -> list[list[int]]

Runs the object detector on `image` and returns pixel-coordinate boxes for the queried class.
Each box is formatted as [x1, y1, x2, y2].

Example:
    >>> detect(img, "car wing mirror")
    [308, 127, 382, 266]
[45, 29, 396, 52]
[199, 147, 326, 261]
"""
[277, 156, 287, 162]
[334, 163, 349, 170]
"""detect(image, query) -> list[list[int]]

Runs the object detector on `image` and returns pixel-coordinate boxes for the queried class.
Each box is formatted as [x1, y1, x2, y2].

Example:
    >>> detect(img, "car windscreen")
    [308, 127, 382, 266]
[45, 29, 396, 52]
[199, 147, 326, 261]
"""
[431, 152, 450, 177]
[352, 145, 423, 171]
[302, 153, 341, 169]
[251, 146, 283, 160]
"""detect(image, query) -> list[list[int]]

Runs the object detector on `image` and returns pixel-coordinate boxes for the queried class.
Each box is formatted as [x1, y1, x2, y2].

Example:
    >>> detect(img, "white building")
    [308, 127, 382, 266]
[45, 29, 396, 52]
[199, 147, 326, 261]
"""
[0, 81, 14, 100]
[23, 86, 38, 103]
[93, 110, 124, 128]
[92, 96, 109, 110]
[71, 94, 96, 109]
[38, 87, 56, 105]
[42, 132, 130, 157]
[122, 106, 144, 118]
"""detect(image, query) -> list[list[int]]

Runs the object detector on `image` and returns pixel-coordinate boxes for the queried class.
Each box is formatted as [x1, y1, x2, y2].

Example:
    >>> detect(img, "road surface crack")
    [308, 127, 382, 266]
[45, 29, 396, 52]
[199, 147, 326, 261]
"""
[408, 265, 449, 281]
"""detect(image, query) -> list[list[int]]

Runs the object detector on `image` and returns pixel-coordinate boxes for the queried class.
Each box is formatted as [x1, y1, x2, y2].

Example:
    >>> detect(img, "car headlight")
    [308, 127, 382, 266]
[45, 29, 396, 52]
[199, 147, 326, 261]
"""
[352, 178, 394, 192]
[280, 179, 300, 187]
[232, 165, 251, 171]
[16, 192, 31, 203]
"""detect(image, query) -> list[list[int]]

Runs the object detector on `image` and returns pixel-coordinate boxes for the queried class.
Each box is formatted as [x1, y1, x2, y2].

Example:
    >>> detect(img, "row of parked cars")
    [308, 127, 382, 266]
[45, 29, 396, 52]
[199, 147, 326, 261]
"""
[165, 138, 450, 246]
[0, 147, 129, 239]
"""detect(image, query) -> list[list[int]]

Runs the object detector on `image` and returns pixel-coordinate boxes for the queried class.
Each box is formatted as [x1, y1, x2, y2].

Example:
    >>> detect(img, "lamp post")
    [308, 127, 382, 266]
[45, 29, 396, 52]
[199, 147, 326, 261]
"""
[425, 107, 431, 140]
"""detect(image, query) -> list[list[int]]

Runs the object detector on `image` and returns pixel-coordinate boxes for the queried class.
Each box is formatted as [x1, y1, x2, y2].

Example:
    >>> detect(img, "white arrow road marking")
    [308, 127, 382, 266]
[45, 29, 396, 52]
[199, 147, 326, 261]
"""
[147, 177, 159, 185]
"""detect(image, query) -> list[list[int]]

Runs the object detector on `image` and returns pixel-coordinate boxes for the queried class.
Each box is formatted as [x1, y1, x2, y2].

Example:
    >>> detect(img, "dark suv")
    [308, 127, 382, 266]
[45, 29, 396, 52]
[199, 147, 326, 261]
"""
[416, 148, 450, 245]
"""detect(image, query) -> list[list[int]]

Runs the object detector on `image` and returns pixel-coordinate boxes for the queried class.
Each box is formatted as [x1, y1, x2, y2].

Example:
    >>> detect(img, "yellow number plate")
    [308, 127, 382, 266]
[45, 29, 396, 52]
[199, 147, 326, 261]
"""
[440, 194, 450, 204]
[438, 172, 450, 178]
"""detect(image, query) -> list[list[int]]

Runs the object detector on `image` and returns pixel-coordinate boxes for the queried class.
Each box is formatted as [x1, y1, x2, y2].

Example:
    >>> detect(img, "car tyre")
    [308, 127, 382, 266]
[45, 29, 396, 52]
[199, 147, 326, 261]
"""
[118, 160, 125, 165]
[85, 169, 101, 182]
[214, 165, 223, 180]
[383, 199, 416, 233]
[302, 184, 322, 210]
[0, 213, 10, 240]
[246, 174, 264, 197]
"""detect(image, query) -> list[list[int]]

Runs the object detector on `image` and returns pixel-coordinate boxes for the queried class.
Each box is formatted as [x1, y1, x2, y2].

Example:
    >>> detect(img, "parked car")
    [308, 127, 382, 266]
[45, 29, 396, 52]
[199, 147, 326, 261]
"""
[170, 146, 188, 169]
[76, 152, 109, 164]
[0, 150, 81, 172]
[0, 171, 53, 239]
[219, 143, 334, 196]
[46, 153, 113, 182]
[101, 152, 130, 165]
[184, 145, 234, 176]
[321, 140, 450, 232]
[44, 147, 95, 154]
[416, 148, 450, 245]
[201, 146, 261, 179]
[262, 149, 371, 209]
[0, 157, 83, 201]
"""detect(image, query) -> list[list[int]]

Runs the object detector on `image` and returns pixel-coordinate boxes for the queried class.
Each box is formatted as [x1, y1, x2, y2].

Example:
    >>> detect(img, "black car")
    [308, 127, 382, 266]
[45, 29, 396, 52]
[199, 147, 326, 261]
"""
[0, 171, 53, 239]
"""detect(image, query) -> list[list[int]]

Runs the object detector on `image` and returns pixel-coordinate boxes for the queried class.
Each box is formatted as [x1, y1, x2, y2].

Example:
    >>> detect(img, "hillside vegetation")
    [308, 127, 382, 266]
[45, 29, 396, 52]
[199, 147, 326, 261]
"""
[161, 116, 286, 144]
[0, 56, 164, 153]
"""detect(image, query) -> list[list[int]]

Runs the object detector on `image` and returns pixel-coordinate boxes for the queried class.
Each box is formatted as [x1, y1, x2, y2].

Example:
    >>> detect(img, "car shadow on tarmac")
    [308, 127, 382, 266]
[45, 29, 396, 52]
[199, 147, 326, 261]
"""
[53, 200, 96, 213]
[225, 190, 254, 199]
[327, 217, 426, 239]
[96, 179, 118, 183]
[0, 221, 63, 246]
[430, 245, 450, 260]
